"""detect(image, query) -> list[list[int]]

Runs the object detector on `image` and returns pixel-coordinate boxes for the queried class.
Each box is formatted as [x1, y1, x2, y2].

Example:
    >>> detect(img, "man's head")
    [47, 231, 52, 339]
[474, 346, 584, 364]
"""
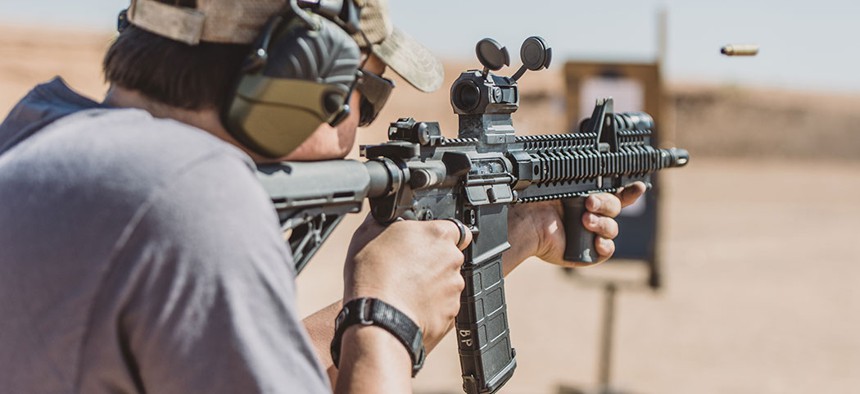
[285, 0, 445, 161]
[104, 0, 442, 162]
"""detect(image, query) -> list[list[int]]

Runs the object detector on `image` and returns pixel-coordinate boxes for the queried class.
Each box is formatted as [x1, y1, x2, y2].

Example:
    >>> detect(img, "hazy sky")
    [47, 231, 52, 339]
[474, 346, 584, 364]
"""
[1, 0, 858, 93]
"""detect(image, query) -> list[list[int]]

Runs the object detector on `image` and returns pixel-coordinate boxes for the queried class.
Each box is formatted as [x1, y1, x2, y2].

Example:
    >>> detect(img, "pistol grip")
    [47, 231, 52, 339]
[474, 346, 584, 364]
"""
[561, 197, 599, 263]
[457, 255, 517, 394]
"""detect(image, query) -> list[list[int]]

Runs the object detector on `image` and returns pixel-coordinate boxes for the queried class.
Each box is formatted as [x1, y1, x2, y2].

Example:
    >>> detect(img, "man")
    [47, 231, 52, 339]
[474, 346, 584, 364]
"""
[0, 1, 642, 393]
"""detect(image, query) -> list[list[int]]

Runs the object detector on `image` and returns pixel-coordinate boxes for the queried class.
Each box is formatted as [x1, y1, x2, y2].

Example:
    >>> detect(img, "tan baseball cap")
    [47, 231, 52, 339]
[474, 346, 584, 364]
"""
[126, 0, 443, 92]
[354, 0, 444, 92]
[126, 0, 285, 45]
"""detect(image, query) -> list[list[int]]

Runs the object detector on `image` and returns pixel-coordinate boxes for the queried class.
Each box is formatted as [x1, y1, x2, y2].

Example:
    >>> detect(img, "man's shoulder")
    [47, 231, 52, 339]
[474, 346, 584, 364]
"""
[5, 107, 255, 195]
[0, 106, 268, 259]
[0, 78, 254, 185]
[48, 107, 252, 170]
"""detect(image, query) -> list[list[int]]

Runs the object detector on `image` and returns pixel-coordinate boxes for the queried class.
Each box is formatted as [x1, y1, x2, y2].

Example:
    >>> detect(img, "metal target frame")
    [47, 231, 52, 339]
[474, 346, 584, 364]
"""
[563, 61, 666, 289]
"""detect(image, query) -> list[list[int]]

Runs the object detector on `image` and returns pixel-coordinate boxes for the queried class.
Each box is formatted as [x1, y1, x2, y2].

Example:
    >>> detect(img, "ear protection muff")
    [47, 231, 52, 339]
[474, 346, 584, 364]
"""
[224, 0, 362, 159]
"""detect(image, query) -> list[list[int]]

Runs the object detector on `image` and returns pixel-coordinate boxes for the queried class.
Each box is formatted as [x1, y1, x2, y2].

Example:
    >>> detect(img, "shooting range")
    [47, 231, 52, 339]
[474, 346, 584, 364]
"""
[3, 1, 860, 393]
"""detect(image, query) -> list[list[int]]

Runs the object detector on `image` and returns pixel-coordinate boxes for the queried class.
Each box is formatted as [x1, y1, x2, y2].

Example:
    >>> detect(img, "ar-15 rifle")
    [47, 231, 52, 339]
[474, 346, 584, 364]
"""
[257, 37, 689, 394]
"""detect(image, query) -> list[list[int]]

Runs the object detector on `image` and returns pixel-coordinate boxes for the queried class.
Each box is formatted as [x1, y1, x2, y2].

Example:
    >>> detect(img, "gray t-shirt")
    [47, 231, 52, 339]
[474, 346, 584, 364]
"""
[0, 78, 331, 393]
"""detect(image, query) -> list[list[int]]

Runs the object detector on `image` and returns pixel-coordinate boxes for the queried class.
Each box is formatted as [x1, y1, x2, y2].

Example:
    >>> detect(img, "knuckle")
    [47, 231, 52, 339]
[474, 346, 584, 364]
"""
[448, 250, 465, 268]
[453, 274, 465, 292]
[604, 219, 619, 239]
[586, 194, 602, 212]
[428, 221, 451, 239]
[581, 212, 593, 228]
[448, 290, 461, 316]
[403, 220, 422, 230]
[450, 302, 461, 319]
[387, 220, 408, 233]
[604, 196, 622, 216]
[598, 237, 615, 257]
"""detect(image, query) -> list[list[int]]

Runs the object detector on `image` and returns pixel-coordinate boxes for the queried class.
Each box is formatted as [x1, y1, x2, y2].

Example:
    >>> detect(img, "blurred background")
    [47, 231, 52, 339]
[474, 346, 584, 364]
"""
[2, 1, 858, 393]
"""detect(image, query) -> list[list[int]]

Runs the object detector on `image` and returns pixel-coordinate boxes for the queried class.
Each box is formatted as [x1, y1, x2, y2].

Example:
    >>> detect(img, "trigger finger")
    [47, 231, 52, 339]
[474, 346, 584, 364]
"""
[444, 219, 472, 251]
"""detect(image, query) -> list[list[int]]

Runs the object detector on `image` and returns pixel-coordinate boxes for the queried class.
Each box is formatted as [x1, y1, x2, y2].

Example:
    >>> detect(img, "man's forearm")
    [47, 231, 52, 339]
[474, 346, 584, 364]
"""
[304, 300, 414, 393]
[303, 301, 342, 385]
[334, 325, 413, 393]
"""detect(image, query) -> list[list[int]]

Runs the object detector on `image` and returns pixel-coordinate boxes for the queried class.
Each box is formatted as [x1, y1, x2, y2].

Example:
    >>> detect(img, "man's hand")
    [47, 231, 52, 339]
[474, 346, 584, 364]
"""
[305, 217, 470, 391]
[344, 216, 471, 348]
[333, 217, 470, 393]
[504, 182, 647, 273]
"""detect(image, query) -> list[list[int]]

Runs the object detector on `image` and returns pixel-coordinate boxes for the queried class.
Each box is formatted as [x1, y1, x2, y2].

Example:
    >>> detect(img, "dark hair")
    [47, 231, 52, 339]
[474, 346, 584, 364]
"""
[103, 23, 250, 111]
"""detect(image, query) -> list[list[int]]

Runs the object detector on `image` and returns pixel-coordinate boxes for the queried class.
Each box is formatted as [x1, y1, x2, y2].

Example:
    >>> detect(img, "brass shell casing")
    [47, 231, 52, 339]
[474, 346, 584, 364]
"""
[721, 44, 760, 56]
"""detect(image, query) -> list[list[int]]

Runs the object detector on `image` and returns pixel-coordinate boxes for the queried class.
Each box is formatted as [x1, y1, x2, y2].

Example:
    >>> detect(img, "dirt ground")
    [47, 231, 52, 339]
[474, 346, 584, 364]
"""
[3, 26, 859, 394]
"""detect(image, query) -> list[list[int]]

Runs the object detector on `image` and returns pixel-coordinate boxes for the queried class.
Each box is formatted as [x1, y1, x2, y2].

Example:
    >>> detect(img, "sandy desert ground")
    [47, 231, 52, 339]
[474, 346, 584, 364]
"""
[2, 26, 859, 393]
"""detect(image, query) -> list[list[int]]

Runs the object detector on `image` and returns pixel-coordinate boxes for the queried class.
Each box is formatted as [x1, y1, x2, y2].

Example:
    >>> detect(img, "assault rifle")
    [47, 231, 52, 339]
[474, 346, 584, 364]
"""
[257, 37, 689, 394]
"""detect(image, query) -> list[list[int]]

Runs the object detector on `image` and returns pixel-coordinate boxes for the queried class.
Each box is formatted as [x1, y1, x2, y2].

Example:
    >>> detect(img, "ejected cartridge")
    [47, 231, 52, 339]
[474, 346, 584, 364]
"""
[720, 44, 759, 56]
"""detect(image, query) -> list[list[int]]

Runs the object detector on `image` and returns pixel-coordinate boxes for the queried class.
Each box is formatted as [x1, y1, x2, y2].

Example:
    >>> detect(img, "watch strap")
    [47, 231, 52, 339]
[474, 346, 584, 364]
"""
[331, 297, 426, 377]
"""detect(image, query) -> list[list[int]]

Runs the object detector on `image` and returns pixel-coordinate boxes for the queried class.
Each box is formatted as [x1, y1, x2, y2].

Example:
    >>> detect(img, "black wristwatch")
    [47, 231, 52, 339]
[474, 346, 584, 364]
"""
[330, 297, 426, 377]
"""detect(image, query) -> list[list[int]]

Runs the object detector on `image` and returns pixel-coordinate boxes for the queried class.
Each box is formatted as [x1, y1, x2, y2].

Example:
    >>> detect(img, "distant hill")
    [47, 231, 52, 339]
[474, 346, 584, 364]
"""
[2, 25, 858, 161]
[0, 26, 111, 113]
[670, 84, 860, 160]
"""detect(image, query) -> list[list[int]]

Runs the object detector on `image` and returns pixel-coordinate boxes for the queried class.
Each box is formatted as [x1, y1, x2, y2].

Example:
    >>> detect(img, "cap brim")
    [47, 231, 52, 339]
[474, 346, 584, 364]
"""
[371, 28, 444, 93]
